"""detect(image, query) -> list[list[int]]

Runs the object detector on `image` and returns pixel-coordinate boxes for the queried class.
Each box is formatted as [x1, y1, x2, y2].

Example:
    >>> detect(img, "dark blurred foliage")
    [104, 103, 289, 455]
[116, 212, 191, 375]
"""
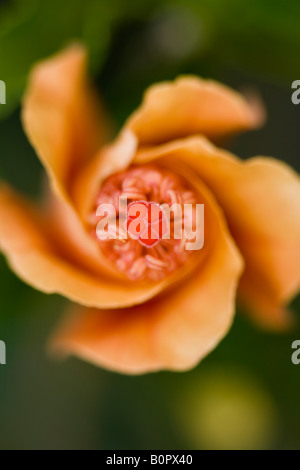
[0, 0, 300, 450]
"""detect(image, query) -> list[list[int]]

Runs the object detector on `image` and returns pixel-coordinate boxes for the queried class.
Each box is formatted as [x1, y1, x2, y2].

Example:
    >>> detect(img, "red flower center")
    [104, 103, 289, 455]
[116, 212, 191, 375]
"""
[89, 165, 201, 281]
[126, 200, 169, 248]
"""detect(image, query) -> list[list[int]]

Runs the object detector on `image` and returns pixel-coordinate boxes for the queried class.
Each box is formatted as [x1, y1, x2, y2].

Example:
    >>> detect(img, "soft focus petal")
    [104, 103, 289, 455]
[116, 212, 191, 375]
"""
[51, 173, 243, 374]
[135, 137, 300, 329]
[125, 76, 264, 146]
[72, 129, 137, 221]
[46, 129, 139, 281]
[21, 46, 142, 283]
[0, 185, 185, 309]
[47, 189, 129, 281]
[22, 44, 108, 205]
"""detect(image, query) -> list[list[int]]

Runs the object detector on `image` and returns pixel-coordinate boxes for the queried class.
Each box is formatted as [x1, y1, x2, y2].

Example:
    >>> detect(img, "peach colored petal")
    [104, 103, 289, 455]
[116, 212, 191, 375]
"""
[47, 189, 129, 282]
[125, 76, 264, 146]
[22, 44, 109, 206]
[0, 184, 191, 309]
[72, 129, 137, 222]
[50, 171, 243, 374]
[135, 136, 300, 329]
[21, 46, 142, 282]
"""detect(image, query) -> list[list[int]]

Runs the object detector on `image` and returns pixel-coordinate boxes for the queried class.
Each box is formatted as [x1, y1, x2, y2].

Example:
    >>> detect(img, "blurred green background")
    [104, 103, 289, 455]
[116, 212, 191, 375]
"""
[0, 0, 300, 450]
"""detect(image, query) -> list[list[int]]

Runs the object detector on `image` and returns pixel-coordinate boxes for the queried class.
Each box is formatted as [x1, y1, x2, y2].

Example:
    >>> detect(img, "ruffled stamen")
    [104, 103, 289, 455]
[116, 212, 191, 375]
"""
[88, 165, 201, 281]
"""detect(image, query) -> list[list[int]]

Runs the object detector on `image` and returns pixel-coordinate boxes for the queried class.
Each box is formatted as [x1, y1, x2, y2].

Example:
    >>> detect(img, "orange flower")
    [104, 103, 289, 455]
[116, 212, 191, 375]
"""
[0, 45, 300, 374]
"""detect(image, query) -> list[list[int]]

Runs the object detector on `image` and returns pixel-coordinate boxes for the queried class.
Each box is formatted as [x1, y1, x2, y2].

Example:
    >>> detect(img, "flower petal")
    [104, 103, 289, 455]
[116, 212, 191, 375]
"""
[73, 129, 137, 221]
[22, 44, 108, 206]
[0, 185, 186, 309]
[21, 46, 140, 283]
[50, 172, 243, 374]
[135, 136, 300, 329]
[125, 76, 264, 146]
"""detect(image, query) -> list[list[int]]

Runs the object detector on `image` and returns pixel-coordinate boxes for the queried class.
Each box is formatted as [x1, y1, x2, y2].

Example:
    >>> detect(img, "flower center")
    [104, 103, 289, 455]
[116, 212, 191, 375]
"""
[126, 200, 169, 248]
[89, 165, 200, 281]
